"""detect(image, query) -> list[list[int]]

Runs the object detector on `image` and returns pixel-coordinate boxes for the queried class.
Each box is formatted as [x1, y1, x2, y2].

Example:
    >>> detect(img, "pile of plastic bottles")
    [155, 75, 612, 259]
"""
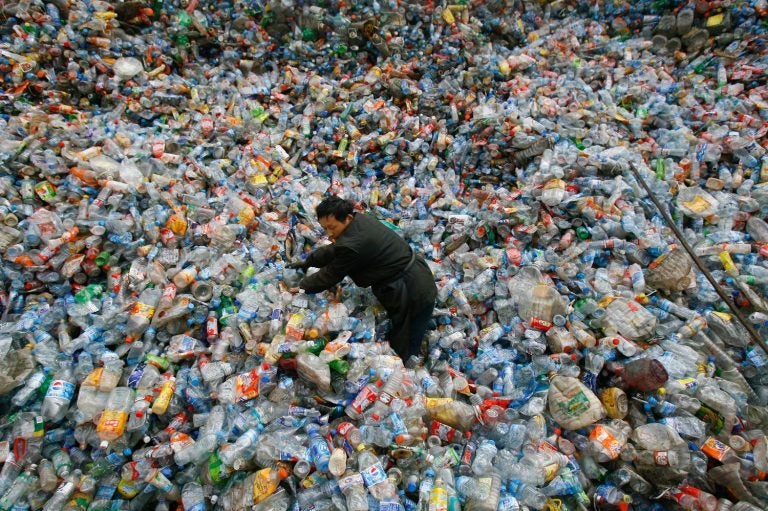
[2, 0, 768, 509]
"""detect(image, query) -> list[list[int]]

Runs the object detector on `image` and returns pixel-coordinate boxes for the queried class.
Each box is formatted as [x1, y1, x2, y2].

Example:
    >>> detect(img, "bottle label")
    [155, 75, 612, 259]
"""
[589, 425, 622, 460]
[186, 504, 205, 511]
[46, 380, 75, 401]
[338, 472, 364, 492]
[67, 492, 90, 510]
[95, 484, 116, 499]
[252, 469, 280, 503]
[337, 422, 356, 438]
[696, 405, 725, 434]
[429, 487, 448, 511]
[361, 460, 387, 488]
[177, 335, 198, 356]
[379, 390, 394, 405]
[380, 501, 405, 511]
[235, 368, 261, 403]
[674, 377, 698, 391]
[702, 437, 732, 461]
[127, 363, 146, 389]
[208, 452, 225, 484]
[117, 479, 140, 498]
[600, 387, 628, 419]
[97, 410, 128, 435]
[430, 420, 458, 443]
[558, 390, 590, 417]
[653, 450, 670, 466]
[170, 432, 194, 453]
[348, 386, 377, 414]
[130, 302, 156, 319]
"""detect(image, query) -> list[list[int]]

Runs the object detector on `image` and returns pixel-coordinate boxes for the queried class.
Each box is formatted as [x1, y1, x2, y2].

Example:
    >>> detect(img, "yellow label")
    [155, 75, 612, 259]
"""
[719, 251, 737, 275]
[706, 13, 724, 27]
[253, 468, 280, 503]
[151, 380, 175, 415]
[250, 174, 268, 188]
[682, 195, 713, 214]
[543, 463, 560, 482]
[424, 397, 454, 409]
[117, 479, 140, 498]
[441, 8, 455, 24]
[131, 302, 156, 320]
[429, 487, 448, 511]
[83, 367, 104, 387]
[601, 387, 628, 419]
[544, 179, 566, 190]
[675, 377, 697, 390]
[236, 204, 255, 225]
[167, 214, 188, 235]
[97, 410, 128, 436]
[712, 311, 733, 321]
[597, 296, 616, 308]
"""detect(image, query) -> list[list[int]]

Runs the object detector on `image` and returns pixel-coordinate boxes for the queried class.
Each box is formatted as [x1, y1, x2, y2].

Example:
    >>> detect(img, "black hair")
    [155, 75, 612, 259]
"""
[315, 196, 354, 221]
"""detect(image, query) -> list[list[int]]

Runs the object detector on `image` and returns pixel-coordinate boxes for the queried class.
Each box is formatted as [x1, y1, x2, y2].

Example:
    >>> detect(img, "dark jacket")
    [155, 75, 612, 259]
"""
[299, 213, 434, 301]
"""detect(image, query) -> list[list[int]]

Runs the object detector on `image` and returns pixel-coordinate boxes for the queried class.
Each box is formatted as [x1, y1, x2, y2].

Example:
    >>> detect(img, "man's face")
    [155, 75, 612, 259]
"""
[319, 214, 353, 241]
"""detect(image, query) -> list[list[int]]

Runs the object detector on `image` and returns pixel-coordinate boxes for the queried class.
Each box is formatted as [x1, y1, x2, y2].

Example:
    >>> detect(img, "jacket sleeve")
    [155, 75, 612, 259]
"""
[299, 245, 361, 293]
[304, 244, 336, 268]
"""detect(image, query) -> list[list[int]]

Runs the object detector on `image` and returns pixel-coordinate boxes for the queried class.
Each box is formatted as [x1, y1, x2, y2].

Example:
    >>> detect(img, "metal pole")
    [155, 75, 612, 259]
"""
[627, 162, 768, 353]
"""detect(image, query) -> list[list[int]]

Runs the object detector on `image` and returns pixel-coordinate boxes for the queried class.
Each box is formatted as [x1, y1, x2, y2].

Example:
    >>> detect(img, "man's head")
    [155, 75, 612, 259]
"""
[315, 196, 354, 241]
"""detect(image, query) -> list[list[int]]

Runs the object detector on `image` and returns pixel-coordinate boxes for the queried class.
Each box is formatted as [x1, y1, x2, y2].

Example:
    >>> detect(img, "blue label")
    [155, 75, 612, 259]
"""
[127, 362, 146, 389]
[46, 380, 75, 401]
[96, 485, 117, 499]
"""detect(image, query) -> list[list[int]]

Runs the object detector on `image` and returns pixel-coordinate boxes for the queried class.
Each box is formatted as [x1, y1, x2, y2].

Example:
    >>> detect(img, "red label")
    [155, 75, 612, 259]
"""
[530, 317, 553, 331]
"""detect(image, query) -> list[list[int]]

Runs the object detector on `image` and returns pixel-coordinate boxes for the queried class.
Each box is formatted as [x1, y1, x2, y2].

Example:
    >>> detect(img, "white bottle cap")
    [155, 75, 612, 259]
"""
[100, 440, 108, 449]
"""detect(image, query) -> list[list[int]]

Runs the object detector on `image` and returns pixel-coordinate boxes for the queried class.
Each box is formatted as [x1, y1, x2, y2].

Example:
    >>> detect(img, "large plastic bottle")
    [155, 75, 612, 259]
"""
[41, 357, 76, 422]
[181, 481, 206, 511]
[218, 425, 261, 469]
[96, 387, 134, 448]
[125, 286, 162, 342]
[307, 424, 332, 473]
[471, 440, 497, 476]
[366, 365, 403, 421]
[338, 470, 368, 511]
[356, 444, 398, 500]
[0, 464, 38, 511]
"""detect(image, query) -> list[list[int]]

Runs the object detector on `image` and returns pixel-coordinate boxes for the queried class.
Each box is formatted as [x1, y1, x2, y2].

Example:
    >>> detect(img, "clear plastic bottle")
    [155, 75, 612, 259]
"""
[42, 357, 76, 422]
[125, 285, 162, 342]
[464, 472, 502, 511]
[0, 464, 38, 511]
[471, 440, 497, 476]
[219, 427, 261, 469]
[96, 387, 134, 447]
[181, 481, 206, 511]
[357, 444, 398, 500]
[338, 470, 369, 511]
[308, 424, 332, 473]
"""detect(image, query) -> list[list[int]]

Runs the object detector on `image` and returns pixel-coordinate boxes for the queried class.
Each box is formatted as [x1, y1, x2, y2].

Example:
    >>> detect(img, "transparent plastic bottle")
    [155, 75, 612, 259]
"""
[181, 481, 206, 511]
[96, 387, 134, 447]
[471, 440, 497, 476]
[42, 357, 76, 422]
[125, 286, 162, 342]
[357, 444, 397, 500]
[338, 470, 369, 511]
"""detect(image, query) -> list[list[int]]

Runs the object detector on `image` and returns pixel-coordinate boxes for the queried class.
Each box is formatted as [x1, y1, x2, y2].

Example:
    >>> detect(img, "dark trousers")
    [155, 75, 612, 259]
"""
[372, 256, 437, 360]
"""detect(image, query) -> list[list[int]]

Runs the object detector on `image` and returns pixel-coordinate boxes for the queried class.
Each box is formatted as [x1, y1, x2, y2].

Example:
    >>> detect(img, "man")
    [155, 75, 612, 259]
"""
[289, 196, 437, 361]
